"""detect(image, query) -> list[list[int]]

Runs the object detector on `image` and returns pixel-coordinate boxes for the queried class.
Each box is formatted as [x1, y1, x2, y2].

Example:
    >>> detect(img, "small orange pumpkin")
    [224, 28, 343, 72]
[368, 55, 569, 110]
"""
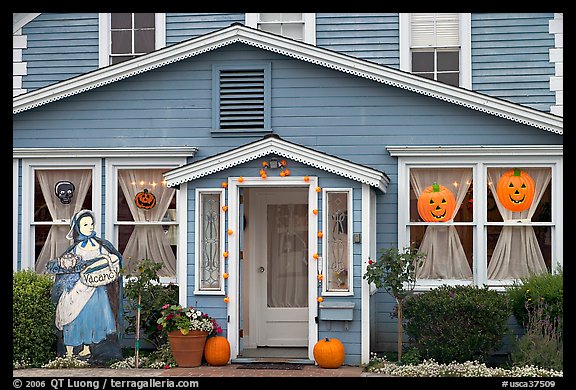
[496, 168, 535, 212]
[313, 337, 345, 368]
[204, 336, 230, 366]
[417, 183, 456, 222]
[134, 189, 156, 210]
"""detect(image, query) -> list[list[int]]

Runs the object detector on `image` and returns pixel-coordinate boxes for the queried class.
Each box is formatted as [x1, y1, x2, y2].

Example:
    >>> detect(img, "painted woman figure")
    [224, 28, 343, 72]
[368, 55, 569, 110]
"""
[46, 209, 122, 360]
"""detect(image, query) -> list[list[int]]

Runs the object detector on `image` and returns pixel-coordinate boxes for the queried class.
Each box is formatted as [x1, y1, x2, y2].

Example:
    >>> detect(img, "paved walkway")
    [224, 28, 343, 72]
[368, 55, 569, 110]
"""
[13, 364, 372, 378]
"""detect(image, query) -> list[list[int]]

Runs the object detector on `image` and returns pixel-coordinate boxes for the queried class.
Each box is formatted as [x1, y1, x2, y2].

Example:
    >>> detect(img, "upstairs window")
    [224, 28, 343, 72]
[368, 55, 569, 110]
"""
[246, 13, 316, 44]
[400, 13, 471, 89]
[99, 13, 166, 67]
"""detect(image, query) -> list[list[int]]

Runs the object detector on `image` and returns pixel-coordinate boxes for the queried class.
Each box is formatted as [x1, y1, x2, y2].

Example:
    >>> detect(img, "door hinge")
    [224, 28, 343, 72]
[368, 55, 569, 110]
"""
[227, 315, 230, 323]
[239, 329, 244, 338]
[240, 250, 244, 260]
[315, 316, 319, 324]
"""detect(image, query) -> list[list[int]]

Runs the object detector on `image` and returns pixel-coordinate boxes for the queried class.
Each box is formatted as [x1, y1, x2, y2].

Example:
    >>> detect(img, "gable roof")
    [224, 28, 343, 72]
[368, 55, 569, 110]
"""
[163, 134, 390, 192]
[13, 23, 562, 135]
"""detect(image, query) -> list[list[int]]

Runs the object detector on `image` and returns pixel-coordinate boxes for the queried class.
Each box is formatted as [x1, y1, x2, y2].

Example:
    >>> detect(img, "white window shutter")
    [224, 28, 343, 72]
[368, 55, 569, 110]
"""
[411, 13, 460, 48]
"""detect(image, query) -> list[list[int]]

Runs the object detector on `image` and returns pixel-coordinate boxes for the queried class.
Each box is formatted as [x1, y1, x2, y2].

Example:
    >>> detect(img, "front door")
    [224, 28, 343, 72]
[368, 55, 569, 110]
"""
[252, 187, 309, 347]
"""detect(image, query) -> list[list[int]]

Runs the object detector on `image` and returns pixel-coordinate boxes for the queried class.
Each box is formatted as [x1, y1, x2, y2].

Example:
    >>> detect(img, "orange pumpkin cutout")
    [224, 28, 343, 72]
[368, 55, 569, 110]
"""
[496, 168, 535, 212]
[134, 189, 156, 210]
[204, 336, 230, 366]
[417, 183, 456, 222]
[313, 337, 345, 369]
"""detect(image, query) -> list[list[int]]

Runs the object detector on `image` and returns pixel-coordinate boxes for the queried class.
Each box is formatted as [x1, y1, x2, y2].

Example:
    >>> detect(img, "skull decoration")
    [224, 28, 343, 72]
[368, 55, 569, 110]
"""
[54, 181, 76, 204]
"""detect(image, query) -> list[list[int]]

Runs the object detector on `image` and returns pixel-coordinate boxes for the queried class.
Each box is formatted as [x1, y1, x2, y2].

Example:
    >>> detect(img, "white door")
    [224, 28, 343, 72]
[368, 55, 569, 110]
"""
[252, 188, 309, 347]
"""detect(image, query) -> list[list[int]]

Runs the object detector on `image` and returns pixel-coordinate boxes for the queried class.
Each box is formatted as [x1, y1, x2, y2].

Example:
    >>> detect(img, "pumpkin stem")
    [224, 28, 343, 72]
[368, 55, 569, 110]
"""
[325, 337, 330, 342]
[513, 168, 521, 176]
[432, 183, 440, 192]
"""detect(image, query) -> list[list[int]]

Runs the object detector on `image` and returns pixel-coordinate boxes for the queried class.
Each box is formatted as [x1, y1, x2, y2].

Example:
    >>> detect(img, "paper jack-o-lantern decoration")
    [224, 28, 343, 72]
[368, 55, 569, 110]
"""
[417, 183, 456, 222]
[496, 168, 535, 212]
[135, 188, 157, 210]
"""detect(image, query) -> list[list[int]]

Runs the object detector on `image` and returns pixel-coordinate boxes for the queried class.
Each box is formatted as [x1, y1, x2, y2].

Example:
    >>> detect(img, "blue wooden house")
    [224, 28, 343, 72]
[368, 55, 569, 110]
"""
[13, 13, 563, 366]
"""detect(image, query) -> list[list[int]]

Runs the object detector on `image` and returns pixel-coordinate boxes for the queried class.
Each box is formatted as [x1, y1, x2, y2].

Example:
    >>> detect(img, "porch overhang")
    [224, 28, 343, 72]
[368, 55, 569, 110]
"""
[163, 134, 389, 192]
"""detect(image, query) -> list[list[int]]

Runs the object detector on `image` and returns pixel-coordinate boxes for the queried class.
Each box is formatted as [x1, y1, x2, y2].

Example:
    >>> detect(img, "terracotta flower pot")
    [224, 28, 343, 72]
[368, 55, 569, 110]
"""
[168, 330, 209, 367]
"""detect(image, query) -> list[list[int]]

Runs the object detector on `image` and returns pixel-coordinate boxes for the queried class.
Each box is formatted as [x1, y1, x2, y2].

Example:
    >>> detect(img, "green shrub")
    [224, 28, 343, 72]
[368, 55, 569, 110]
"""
[510, 298, 563, 371]
[402, 284, 510, 364]
[506, 270, 563, 332]
[13, 269, 57, 367]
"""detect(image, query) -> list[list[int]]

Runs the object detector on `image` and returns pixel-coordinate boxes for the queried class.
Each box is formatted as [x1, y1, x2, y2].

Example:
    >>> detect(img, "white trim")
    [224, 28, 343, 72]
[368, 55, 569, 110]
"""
[393, 147, 563, 288]
[400, 13, 472, 91]
[99, 13, 167, 68]
[13, 24, 562, 135]
[13, 13, 41, 34]
[360, 183, 371, 364]
[177, 182, 189, 306]
[225, 176, 318, 361]
[13, 146, 197, 159]
[549, 13, 563, 117]
[164, 135, 388, 192]
[321, 188, 354, 296]
[104, 157, 188, 284]
[194, 188, 226, 295]
[13, 159, 19, 271]
[21, 158, 102, 271]
[387, 145, 563, 157]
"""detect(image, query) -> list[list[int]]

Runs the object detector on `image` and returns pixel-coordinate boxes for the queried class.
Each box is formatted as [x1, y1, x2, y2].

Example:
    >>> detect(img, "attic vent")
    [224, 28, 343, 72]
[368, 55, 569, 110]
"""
[219, 69, 265, 129]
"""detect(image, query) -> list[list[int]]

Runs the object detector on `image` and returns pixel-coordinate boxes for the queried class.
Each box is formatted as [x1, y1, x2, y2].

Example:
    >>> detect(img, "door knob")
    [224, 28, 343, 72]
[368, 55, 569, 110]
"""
[258, 266, 265, 273]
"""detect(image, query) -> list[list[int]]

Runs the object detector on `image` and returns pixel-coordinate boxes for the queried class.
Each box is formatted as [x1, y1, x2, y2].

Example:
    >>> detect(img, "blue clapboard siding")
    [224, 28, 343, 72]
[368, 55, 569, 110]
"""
[165, 13, 244, 45]
[13, 43, 562, 359]
[21, 13, 100, 92]
[316, 13, 400, 68]
[471, 13, 556, 113]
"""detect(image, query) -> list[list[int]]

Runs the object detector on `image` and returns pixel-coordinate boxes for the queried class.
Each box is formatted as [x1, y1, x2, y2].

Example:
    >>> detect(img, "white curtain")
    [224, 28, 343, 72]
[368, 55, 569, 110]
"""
[411, 168, 473, 279]
[267, 204, 308, 307]
[36, 170, 91, 273]
[487, 168, 550, 279]
[118, 170, 176, 277]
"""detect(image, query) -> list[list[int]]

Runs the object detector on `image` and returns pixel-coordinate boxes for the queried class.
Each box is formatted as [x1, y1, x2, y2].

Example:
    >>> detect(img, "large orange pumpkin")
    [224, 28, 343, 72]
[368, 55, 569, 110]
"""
[496, 168, 535, 212]
[313, 337, 345, 368]
[204, 336, 230, 366]
[417, 183, 456, 222]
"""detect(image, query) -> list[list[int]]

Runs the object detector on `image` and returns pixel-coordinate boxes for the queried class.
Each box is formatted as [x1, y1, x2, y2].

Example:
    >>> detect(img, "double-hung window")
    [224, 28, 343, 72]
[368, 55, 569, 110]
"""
[245, 13, 316, 44]
[390, 146, 562, 290]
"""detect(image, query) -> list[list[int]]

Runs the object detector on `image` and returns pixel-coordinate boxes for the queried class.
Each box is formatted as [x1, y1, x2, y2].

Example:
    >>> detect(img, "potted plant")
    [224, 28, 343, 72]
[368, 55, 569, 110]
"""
[157, 304, 222, 367]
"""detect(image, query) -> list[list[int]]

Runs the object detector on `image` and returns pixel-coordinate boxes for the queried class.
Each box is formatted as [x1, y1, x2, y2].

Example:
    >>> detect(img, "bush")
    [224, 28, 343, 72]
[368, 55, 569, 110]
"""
[506, 270, 563, 332]
[402, 284, 510, 364]
[13, 269, 57, 367]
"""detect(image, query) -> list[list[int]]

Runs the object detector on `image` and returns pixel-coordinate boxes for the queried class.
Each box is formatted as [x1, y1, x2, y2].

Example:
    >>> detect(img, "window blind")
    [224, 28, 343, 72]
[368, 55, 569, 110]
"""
[410, 13, 460, 48]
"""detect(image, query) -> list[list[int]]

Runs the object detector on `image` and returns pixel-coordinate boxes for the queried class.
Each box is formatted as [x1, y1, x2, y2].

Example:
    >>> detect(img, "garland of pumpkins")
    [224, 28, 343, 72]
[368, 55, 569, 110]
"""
[214, 160, 346, 368]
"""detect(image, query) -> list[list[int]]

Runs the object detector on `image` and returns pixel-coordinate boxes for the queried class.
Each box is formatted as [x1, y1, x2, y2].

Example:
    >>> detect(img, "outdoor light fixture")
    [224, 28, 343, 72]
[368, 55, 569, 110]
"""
[268, 157, 280, 169]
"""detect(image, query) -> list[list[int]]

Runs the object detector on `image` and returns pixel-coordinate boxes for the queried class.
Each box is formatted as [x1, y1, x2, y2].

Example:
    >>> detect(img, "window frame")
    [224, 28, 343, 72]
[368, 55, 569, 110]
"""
[399, 13, 471, 89]
[99, 13, 166, 68]
[393, 146, 562, 291]
[322, 188, 354, 296]
[105, 157, 185, 285]
[20, 158, 102, 271]
[194, 188, 226, 295]
[245, 13, 316, 44]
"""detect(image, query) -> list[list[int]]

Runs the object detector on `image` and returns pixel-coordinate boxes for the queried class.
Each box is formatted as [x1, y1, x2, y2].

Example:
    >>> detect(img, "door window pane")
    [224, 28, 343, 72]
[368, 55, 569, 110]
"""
[325, 191, 350, 292]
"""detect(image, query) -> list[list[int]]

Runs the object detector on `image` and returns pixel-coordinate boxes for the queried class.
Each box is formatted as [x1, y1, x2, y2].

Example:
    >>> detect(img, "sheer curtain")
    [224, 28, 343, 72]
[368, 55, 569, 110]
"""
[267, 204, 308, 307]
[36, 169, 91, 273]
[487, 168, 550, 279]
[411, 168, 472, 279]
[118, 170, 176, 277]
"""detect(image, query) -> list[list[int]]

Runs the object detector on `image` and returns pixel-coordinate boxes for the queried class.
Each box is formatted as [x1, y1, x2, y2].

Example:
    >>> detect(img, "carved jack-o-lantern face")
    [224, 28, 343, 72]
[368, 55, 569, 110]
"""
[417, 183, 456, 223]
[496, 168, 535, 212]
[135, 188, 156, 210]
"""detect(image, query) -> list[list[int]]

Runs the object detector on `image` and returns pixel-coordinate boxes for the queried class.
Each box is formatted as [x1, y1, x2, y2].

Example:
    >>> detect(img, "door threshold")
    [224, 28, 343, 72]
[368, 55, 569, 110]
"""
[231, 357, 315, 365]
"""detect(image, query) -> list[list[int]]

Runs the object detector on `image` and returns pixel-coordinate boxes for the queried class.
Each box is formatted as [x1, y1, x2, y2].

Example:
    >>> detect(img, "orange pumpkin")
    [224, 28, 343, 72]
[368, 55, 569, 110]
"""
[313, 337, 345, 368]
[204, 336, 230, 366]
[134, 189, 156, 210]
[417, 183, 456, 222]
[496, 168, 535, 212]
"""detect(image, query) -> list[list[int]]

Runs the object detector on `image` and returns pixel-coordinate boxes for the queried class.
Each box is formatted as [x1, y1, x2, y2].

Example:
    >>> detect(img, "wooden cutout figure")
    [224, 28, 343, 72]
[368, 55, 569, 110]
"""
[46, 209, 123, 363]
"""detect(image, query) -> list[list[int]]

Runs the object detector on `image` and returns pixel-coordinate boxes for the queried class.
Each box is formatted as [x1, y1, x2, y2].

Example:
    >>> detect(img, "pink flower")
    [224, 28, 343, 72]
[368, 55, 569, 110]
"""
[164, 365, 170, 369]
[162, 304, 170, 309]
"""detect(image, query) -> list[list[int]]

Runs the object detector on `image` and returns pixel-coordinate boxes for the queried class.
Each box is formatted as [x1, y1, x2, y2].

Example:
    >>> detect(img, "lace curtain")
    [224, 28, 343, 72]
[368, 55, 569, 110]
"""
[36, 169, 91, 273]
[410, 168, 473, 279]
[487, 168, 550, 279]
[118, 170, 176, 277]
